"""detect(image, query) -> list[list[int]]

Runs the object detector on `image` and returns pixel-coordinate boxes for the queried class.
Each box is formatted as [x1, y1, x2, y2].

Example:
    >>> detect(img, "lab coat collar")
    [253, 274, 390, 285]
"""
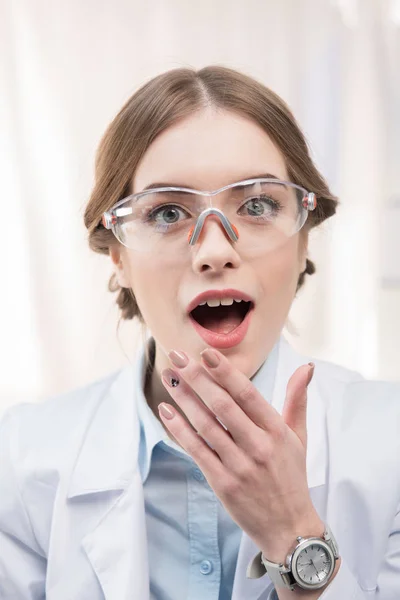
[68, 335, 303, 498]
[67, 334, 326, 497]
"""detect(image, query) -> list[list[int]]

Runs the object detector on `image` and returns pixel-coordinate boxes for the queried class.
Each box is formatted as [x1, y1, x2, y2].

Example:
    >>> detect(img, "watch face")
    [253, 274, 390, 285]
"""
[294, 543, 333, 587]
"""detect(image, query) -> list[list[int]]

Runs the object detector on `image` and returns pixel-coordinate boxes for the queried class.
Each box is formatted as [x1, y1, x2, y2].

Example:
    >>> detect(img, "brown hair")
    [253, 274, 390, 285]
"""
[84, 65, 338, 326]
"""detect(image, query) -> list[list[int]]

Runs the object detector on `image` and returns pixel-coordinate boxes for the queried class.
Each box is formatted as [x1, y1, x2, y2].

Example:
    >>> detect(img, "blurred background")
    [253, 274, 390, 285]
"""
[1, 0, 399, 412]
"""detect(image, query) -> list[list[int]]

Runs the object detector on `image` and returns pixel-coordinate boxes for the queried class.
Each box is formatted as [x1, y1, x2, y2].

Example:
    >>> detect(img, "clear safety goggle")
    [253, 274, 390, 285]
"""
[102, 177, 317, 255]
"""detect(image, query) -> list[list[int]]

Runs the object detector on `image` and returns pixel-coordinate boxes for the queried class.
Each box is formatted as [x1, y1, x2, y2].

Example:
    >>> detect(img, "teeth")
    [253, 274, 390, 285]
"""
[206, 299, 222, 307]
[198, 297, 245, 308]
[220, 298, 234, 306]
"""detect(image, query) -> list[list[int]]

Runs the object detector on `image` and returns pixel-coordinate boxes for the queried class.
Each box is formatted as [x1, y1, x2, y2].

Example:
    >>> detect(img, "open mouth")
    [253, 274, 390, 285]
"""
[190, 300, 252, 334]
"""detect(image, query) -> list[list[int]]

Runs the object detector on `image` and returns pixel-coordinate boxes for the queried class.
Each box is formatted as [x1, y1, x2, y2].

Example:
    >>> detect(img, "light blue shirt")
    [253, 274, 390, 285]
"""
[135, 340, 279, 600]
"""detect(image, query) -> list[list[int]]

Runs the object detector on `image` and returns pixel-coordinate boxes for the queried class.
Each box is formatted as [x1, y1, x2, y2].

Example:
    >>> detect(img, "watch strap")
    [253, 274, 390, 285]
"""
[246, 550, 296, 587]
[261, 556, 295, 589]
[246, 550, 268, 579]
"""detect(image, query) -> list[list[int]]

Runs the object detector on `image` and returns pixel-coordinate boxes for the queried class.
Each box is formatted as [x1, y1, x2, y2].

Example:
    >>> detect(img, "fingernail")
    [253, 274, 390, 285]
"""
[159, 403, 175, 420]
[168, 350, 189, 368]
[201, 348, 220, 368]
[306, 362, 315, 387]
[162, 368, 180, 388]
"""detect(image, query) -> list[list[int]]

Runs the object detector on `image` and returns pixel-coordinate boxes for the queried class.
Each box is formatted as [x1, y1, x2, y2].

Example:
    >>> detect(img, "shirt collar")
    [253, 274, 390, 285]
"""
[135, 336, 280, 484]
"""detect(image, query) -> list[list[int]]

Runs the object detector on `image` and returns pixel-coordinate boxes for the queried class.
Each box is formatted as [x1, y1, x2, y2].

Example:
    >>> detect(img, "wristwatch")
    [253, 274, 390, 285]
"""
[246, 523, 340, 591]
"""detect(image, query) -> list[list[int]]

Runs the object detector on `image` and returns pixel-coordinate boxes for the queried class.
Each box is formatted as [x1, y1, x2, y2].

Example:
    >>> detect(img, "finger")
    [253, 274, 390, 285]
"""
[161, 368, 242, 470]
[199, 348, 283, 433]
[157, 398, 227, 488]
[168, 350, 266, 451]
[282, 363, 314, 448]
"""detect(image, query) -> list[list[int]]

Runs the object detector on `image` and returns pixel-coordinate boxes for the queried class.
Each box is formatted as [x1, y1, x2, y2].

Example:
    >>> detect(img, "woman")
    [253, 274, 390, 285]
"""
[0, 66, 399, 600]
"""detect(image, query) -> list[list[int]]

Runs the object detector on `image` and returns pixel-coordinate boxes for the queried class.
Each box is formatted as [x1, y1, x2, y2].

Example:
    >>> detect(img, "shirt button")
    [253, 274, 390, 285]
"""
[193, 467, 205, 481]
[200, 560, 213, 575]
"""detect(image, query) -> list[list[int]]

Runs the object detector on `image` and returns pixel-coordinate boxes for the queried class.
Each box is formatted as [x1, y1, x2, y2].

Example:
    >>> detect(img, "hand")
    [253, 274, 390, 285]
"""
[158, 347, 323, 563]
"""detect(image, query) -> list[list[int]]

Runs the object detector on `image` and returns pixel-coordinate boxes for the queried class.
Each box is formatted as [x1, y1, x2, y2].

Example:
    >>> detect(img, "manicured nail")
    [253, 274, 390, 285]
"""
[162, 368, 180, 388]
[159, 403, 175, 420]
[201, 348, 220, 368]
[168, 350, 189, 368]
[306, 362, 315, 387]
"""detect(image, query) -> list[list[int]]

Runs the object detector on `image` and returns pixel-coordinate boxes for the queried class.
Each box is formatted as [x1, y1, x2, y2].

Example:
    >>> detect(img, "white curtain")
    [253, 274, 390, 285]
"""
[1, 0, 399, 411]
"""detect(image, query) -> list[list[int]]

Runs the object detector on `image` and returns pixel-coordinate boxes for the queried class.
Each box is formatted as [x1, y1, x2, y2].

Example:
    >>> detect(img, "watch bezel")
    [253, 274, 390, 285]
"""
[288, 536, 335, 590]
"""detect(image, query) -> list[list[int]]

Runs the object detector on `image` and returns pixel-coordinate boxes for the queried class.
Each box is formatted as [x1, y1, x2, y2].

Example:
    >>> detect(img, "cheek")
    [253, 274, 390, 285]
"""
[128, 251, 183, 289]
[125, 254, 183, 322]
[257, 240, 302, 296]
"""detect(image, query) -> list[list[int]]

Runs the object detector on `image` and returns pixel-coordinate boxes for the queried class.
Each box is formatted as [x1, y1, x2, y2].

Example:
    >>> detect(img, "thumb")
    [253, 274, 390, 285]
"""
[282, 362, 315, 448]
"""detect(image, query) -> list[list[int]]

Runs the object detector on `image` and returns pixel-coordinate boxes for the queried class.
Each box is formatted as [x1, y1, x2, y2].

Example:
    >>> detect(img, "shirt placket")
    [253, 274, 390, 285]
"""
[187, 464, 221, 599]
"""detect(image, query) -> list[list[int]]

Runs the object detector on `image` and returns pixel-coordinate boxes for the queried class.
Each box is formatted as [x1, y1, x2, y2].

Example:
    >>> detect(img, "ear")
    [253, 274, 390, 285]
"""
[109, 245, 130, 288]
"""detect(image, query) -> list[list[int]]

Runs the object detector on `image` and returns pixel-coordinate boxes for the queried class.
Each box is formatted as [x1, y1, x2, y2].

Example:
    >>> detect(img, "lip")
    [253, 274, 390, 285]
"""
[186, 288, 255, 314]
[189, 303, 254, 349]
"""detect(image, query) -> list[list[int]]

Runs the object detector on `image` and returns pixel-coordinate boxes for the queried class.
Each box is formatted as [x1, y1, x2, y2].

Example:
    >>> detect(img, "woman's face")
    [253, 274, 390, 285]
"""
[112, 108, 308, 378]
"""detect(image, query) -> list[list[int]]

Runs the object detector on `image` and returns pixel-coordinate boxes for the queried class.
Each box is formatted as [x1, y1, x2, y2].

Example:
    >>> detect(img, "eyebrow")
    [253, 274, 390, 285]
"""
[140, 173, 283, 192]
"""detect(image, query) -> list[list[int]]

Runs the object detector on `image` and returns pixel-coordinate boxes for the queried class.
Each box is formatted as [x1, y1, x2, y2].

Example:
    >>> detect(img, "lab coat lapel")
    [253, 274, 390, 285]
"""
[67, 365, 150, 600]
[231, 336, 328, 600]
[81, 473, 149, 600]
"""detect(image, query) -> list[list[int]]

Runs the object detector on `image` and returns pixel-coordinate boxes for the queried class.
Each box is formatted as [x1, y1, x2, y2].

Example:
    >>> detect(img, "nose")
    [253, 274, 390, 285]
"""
[190, 214, 241, 274]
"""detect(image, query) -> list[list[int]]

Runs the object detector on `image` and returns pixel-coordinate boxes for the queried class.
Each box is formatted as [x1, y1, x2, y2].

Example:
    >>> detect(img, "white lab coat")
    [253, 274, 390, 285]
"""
[0, 336, 400, 600]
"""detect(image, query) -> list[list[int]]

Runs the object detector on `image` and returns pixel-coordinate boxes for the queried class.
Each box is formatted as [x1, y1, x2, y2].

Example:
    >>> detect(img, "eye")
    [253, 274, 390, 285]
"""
[239, 195, 281, 218]
[148, 204, 190, 226]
